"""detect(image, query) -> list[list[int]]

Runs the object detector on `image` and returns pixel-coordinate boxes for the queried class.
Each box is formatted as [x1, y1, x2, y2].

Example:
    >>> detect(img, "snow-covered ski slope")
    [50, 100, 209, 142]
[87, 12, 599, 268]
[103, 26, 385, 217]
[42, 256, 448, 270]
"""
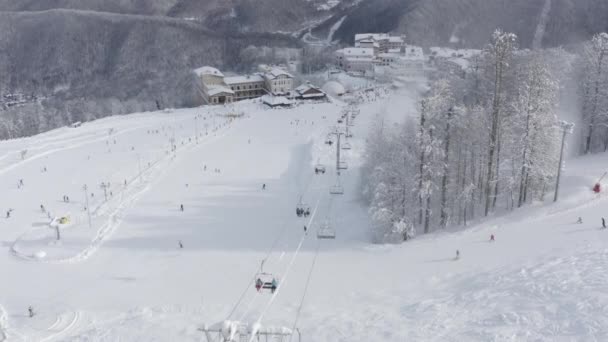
[0, 85, 607, 341]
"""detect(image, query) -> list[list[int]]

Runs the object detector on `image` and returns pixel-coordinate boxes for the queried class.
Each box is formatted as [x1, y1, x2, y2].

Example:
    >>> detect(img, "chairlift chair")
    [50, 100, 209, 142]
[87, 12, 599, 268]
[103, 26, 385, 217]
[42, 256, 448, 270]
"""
[329, 184, 344, 195]
[314, 164, 326, 174]
[296, 201, 310, 217]
[255, 273, 279, 293]
[317, 220, 336, 239]
[341, 142, 352, 150]
[329, 177, 344, 195]
[338, 161, 348, 170]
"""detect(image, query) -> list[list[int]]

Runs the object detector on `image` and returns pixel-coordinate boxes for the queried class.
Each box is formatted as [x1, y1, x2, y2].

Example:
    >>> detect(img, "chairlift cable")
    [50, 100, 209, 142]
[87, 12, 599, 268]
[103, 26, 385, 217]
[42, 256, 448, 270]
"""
[288, 237, 322, 342]
[248, 188, 324, 342]
[226, 164, 322, 321]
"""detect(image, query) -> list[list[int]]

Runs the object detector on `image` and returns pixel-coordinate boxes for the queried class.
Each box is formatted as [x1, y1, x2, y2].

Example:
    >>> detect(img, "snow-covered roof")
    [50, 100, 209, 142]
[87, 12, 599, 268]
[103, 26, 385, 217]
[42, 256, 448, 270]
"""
[338, 48, 374, 58]
[388, 36, 404, 43]
[265, 68, 293, 80]
[355, 33, 389, 42]
[194, 66, 224, 77]
[224, 74, 265, 85]
[262, 95, 294, 107]
[207, 85, 234, 96]
[294, 83, 325, 98]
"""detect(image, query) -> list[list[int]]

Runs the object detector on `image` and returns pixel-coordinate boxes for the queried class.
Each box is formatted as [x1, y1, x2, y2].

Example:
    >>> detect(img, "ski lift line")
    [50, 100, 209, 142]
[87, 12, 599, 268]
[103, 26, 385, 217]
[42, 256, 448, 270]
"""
[226, 169, 324, 321]
[248, 192, 324, 342]
[226, 217, 289, 320]
[288, 237, 322, 342]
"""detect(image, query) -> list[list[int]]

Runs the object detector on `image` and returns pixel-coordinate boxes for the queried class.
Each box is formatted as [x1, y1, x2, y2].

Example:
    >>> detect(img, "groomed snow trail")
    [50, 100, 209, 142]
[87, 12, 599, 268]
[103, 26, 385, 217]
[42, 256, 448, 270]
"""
[0, 86, 607, 341]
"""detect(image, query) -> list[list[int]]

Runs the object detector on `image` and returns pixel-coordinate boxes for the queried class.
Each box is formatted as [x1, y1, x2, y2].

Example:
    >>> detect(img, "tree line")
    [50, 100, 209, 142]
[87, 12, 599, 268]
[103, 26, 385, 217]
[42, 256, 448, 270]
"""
[362, 30, 608, 243]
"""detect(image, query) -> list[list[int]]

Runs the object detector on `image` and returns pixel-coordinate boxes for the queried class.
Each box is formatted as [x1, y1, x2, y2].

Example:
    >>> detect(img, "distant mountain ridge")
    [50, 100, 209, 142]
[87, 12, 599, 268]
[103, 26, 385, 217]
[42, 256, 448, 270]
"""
[0, 0, 607, 139]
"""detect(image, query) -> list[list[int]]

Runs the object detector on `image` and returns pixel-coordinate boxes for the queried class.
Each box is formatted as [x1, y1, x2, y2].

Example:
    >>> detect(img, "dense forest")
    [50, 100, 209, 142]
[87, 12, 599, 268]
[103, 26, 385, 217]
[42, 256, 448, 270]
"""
[362, 31, 608, 242]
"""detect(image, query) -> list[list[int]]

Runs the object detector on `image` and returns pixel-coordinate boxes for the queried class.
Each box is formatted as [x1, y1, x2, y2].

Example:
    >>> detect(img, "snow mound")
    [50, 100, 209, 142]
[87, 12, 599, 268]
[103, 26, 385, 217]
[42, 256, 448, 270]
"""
[34, 251, 47, 259]
[322, 81, 346, 97]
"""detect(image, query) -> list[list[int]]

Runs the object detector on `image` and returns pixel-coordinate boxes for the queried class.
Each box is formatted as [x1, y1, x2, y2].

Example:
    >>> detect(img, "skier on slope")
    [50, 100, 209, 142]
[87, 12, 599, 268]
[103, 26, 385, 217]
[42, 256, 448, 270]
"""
[28, 306, 35, 318]
[178, 240, 183, 249]
[455, 250, 460, 260]
[602, 217, 606, 229]
[40, 204, 45, 213]
[180, 204, 184, 212]
[490, 234, 495, 242]
[304, 225, 307, 234]
[262, 184, 266, 190]
[577, 217, 583, 224]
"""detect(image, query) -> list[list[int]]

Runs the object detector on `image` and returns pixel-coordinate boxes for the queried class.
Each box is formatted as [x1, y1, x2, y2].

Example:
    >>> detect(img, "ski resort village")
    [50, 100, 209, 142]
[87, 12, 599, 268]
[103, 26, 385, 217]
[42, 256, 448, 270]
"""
[1, 25, 608, 342]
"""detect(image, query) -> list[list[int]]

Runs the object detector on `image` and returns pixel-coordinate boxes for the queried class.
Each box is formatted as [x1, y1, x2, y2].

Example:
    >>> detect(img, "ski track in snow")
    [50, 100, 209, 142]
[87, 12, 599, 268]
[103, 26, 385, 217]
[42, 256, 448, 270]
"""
[532, 0, 552, 49]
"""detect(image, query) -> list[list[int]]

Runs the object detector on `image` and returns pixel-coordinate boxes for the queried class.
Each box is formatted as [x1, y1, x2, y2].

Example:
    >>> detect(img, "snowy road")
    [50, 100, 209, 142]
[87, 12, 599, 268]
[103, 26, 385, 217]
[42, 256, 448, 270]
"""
[0, 87, 607, 341]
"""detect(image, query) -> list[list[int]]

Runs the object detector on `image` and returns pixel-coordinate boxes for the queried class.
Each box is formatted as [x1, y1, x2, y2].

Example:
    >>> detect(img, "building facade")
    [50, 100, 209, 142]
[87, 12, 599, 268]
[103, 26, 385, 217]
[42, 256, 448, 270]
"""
[195, 65, 294, 105]
[225, 75, 266, 101]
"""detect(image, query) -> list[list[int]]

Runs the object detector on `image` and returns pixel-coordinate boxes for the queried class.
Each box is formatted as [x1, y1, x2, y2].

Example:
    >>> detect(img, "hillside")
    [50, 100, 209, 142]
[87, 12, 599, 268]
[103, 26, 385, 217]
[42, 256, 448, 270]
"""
[0, 83, 607, 341]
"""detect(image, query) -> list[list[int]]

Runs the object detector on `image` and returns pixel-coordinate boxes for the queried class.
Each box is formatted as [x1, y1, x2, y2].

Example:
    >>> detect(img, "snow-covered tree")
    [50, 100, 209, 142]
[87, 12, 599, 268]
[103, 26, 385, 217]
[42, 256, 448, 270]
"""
[483, 29, 518, 216]
[580, 33, 608, 153]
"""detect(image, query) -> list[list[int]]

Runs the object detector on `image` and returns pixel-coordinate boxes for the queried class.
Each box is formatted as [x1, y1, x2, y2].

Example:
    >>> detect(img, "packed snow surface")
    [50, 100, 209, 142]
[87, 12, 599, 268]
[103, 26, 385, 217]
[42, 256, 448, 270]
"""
[0, 85, 606, 341]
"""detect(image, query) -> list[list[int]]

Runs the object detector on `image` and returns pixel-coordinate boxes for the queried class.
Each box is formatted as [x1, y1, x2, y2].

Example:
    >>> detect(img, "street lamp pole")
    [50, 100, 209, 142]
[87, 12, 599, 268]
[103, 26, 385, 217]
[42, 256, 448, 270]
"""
[83, 184, 92, 228]
[554, 121, 574, 202]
